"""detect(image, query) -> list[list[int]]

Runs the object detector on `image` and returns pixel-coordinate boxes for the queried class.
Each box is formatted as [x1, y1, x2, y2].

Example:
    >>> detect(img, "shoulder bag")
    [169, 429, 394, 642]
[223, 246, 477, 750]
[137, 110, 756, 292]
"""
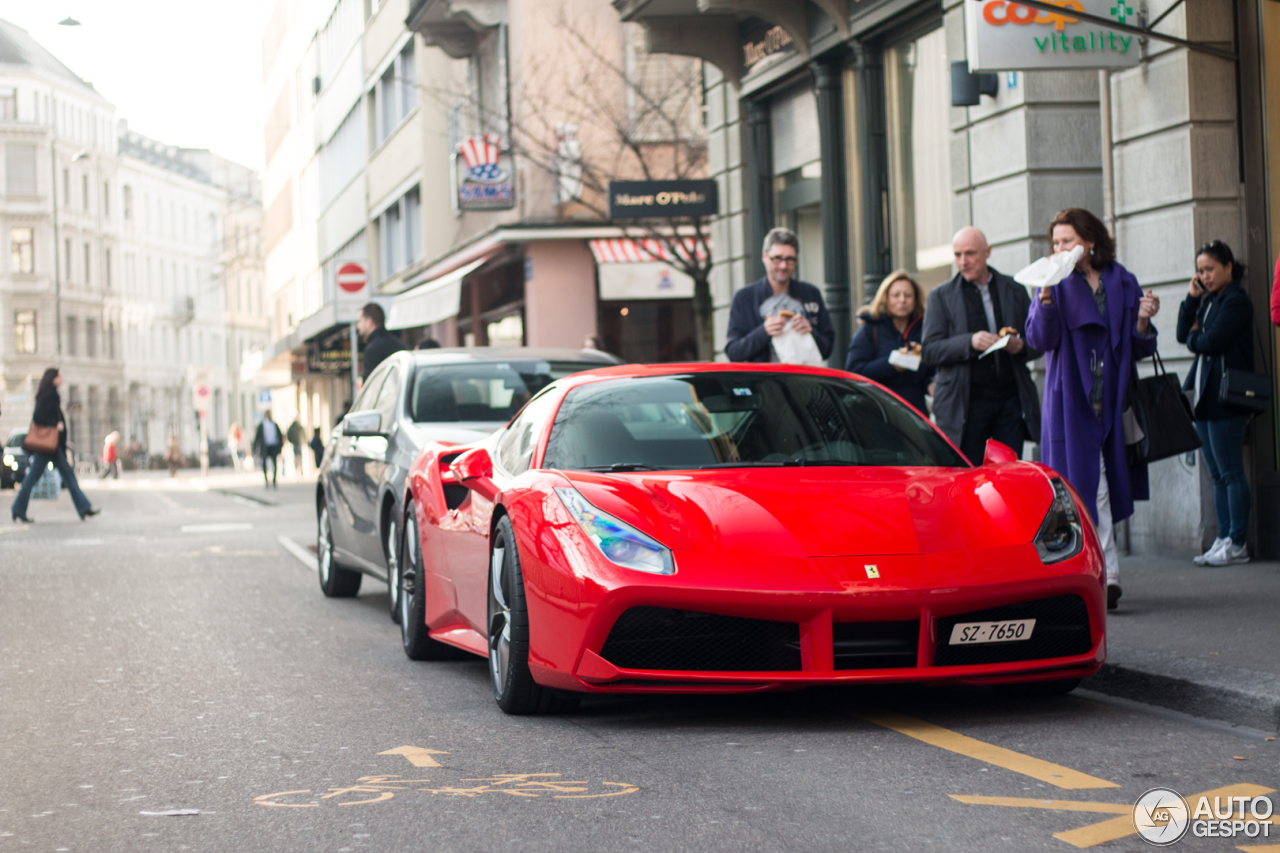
[23, 423, 58, 455]
[1125, 349, 1202, 466]
[1218, 311, 1272, 415]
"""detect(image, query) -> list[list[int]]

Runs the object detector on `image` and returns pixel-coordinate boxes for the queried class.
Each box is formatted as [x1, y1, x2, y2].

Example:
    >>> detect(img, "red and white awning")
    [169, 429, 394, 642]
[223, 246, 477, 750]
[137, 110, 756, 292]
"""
[589, 238, 709, 264]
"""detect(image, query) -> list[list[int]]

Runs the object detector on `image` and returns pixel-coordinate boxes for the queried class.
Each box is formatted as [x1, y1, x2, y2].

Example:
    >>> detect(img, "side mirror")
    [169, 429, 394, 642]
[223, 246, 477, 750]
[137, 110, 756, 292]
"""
[342, 411, 383, 437]
[983, 439, 1019, 466]
[450, 447, 498, 499]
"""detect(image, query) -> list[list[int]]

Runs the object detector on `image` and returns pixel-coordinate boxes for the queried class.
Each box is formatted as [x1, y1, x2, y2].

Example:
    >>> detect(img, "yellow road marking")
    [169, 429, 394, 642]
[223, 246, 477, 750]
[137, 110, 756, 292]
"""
[949, 795, 1129, 814]
[1053, 784, 1275, 848]
[378, 746, 450, 767]
[1237, 846, 1280, 852]
[860, 712, 1118, 789]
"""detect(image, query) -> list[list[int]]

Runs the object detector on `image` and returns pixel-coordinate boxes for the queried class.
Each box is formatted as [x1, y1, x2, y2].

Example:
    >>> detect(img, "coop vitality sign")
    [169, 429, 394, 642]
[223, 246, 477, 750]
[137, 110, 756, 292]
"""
[965, 0, 1142, 70]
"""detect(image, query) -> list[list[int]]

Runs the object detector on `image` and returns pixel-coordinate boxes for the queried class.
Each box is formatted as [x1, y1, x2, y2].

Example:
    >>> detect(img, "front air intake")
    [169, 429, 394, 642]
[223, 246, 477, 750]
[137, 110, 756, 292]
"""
[600, 607, 802, 672]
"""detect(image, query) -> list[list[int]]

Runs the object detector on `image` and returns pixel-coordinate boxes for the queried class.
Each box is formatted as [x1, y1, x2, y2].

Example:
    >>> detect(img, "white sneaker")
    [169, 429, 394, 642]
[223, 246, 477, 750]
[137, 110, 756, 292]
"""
[1193, 537, 1230, 566]
[1206, 541, 1249, 566]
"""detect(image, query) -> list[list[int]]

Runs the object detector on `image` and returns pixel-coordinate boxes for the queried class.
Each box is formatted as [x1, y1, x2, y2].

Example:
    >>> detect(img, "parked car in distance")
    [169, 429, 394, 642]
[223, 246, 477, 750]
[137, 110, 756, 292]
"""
[315, 347, 623, 622]
[2, 429, 31, 489]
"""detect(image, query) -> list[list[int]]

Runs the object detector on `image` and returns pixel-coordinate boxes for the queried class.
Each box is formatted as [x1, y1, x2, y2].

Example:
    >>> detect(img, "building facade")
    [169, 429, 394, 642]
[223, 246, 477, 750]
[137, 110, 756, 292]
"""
[0, 19, 266, 465]
[620, 0, 1280, 558]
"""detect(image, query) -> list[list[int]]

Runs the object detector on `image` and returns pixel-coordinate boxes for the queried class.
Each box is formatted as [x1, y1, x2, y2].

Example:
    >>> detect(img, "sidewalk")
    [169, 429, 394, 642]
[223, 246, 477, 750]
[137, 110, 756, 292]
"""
[1083, 554, 1280, 733]
[78, 468, 314, 492]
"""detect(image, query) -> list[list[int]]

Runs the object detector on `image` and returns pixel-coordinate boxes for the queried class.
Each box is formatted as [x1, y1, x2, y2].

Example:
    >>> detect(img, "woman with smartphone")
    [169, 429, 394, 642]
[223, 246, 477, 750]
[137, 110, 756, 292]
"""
[1177, 241, 1254, 566]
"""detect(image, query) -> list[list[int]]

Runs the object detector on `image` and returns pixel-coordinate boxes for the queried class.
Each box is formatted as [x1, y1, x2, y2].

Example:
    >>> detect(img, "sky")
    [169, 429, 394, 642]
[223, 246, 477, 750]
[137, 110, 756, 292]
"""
[0, 0, 266, 172]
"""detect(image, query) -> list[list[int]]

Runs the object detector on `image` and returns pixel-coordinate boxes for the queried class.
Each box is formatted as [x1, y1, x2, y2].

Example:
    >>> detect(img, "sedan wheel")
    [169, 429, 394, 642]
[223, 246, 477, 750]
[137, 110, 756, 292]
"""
[487, 516, 579, 715]
[399, 500, 458, 661]
[385, 516, 401, 623]
[317, 502, 361, 597]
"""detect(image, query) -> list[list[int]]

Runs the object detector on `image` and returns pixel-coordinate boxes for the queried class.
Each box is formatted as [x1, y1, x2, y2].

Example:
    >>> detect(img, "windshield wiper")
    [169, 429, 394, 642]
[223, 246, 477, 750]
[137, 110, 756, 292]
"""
[701, 458, 864, 469]
[579, 462, 668, 472]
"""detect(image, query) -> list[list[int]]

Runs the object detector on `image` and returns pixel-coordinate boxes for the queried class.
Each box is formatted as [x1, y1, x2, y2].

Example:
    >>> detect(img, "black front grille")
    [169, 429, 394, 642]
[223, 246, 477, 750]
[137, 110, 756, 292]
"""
[833, 620, 919, 669]
[933, 594, 1092, 666]
[600, 607, 802, 672]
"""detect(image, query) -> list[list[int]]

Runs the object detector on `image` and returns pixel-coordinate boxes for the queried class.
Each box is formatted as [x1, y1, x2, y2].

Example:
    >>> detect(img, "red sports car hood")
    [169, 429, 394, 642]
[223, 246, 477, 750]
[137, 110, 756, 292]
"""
[562, 465, 1056, 557]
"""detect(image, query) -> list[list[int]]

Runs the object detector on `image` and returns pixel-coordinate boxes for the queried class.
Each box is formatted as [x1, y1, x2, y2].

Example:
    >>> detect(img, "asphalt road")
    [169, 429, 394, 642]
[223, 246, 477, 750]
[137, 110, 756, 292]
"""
[2, 480, 1276, 853]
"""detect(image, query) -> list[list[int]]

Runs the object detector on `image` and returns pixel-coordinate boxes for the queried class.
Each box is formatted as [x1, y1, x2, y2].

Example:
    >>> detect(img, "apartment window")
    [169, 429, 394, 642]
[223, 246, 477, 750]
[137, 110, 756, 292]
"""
[82, 174, 89, 210]
[102, 181, 109, 216]
[5, 143, 36, 194]
[11, 227, 33, 273]
[107, 321, 115, 359]
[64, 238, 72, 281]
[379, 187, 421, 279]
[62, 168, 69, 205]
[320, 102, 366, 208]
[375, 40, 417, 146]
[122, 185, 132, 220]
[85, 318, 97, 358]
[84, 242, 91, 284]
[104, 248, 112, 289]
[66, 315, 77, 356]
[14, 309, 35, 353]
[0, 87, 15, 120]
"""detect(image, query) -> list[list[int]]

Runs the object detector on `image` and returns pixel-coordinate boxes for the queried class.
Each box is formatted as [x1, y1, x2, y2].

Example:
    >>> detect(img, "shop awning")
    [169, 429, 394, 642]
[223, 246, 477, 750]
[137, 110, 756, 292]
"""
[386, 257, 488, 331]
[589, 237, 708, 264]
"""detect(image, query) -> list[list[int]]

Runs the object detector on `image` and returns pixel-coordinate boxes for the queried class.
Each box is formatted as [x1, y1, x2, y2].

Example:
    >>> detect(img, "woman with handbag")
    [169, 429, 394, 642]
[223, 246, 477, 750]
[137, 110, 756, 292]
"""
[844, 270, 935, 413]
[1025, 209, 1161, 611]
[1177, 241, 1254, 566]
[10, 367, 99, 523]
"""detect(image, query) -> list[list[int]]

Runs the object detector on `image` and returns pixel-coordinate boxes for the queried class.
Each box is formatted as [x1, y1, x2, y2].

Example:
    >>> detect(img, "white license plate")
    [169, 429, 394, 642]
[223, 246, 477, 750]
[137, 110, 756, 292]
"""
[948, 618, 1036, 645]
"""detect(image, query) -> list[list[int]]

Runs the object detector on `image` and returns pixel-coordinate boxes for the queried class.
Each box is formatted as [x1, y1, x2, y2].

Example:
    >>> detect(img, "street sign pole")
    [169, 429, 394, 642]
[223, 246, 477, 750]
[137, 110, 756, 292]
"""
[349, 324, 359, 407]
[199, 411, 208, 479]
[335, 261, 369, 409]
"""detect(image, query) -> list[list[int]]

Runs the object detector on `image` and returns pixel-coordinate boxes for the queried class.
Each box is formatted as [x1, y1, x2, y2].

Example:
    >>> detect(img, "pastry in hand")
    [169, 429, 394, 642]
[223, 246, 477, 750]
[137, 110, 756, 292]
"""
[998, 326, 1019, 338]
[778, 310, 796, 321]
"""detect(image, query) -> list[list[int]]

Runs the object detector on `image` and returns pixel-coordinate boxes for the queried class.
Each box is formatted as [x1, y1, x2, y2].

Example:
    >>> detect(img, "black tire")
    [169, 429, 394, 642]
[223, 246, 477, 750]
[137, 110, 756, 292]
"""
[385, 509, 402, 623]
[399, 500, 460, 661]
[317, 501, 361, 597]
[488, 516, 580, 715]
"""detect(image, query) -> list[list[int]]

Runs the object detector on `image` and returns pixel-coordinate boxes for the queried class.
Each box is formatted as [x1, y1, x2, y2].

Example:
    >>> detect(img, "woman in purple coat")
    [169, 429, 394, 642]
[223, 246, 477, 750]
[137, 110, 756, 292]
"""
[1025, 209, 1161, 611]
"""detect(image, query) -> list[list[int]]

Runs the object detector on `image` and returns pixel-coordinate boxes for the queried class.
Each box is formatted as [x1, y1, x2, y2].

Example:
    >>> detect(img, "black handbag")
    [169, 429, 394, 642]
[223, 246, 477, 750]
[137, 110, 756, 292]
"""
[1219, 360, 1271, 414]
[1125, 349, 1202, 467]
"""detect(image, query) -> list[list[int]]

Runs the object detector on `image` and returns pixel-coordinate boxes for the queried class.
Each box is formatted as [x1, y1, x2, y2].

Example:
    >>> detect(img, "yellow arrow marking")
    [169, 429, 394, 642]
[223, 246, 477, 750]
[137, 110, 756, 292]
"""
[1237, 847, 1280, 852]
[860, 712, 1118, 790]
[949, 795, 1129, 814]
[1054, 783, 1274, 848]
[377, 746, 451, 768]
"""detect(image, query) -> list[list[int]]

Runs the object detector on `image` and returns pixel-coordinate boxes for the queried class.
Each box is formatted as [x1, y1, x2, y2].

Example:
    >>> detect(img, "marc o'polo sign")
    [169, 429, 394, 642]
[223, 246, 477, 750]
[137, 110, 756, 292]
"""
[965, 0, 1142, 70]
[608, 180, 719, 219]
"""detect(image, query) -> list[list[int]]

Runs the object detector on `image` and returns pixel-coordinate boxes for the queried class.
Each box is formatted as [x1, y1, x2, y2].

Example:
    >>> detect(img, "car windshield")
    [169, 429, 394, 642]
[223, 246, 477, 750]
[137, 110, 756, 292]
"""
[6, 432, 26, 448]
[542, 372, 968, 470]
[409, 360, 602, 423]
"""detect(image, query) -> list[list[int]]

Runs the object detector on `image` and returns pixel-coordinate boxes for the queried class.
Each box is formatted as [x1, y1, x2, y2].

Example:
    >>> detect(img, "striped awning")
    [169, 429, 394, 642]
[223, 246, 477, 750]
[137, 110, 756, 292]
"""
[589, 237, 709, 264]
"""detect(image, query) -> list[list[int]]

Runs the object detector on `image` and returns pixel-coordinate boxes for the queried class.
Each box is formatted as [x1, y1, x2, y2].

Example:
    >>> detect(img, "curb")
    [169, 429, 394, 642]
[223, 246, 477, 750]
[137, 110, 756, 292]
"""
[1083, 643, 1280, 734]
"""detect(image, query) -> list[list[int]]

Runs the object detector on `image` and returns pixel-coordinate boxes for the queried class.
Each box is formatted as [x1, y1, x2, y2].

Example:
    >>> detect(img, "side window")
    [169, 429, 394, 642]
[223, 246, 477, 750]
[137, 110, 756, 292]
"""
[494, 389, 560, 476]
[372, 366, 401, 426]
[354, 365, 390, 412]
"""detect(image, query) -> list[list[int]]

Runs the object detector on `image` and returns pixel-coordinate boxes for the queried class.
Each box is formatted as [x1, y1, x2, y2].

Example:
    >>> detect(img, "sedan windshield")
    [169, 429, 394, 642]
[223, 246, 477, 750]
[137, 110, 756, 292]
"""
[410, 360, 601, 423]
[542, 372, 968, 470]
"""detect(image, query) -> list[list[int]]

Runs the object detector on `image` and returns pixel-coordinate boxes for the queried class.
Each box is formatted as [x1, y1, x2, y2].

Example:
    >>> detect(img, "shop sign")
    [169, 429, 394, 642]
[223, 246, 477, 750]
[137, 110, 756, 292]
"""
[455, 134, 516, 211]
[608, 180, 718, 219]
[740, 20, 795, 70]
[965, 0, 1142, 70]
[308, 337, 352, 374]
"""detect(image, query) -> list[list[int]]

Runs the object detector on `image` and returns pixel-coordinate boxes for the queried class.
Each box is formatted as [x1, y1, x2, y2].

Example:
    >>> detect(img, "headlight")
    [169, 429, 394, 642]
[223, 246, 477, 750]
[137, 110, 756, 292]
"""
[554, 487, 674, 575]
[1034, 478, 1083, 564]
[2, 454, 13, 467]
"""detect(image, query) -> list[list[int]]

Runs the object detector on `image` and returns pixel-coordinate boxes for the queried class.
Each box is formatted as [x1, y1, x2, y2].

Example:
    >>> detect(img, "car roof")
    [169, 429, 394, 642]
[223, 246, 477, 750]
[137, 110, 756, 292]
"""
[551, 361, 859, 390]
[397, 347, 624, 367]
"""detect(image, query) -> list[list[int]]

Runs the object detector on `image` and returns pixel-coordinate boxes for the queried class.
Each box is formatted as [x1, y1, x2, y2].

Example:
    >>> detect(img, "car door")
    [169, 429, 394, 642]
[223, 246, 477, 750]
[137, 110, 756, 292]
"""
[452, 389, 562, 634]
[330, 364, 390, 561]
[349, 363, 402, 566]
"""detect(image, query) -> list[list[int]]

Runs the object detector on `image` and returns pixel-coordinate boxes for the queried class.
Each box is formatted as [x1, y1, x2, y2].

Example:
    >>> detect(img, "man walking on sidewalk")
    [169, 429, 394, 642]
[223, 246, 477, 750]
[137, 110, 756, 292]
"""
[922, 226, 1042, 463]
[356, 303, 405, 384]
[253, 411, 284, 490]
[725, 227, 834, 363]
[286, 418, 305, 477]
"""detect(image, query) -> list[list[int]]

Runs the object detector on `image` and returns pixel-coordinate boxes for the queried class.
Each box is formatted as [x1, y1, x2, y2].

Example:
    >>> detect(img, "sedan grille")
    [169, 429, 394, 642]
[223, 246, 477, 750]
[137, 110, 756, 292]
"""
[600, 607, 802, 672]
[933, 594, 1092, 666]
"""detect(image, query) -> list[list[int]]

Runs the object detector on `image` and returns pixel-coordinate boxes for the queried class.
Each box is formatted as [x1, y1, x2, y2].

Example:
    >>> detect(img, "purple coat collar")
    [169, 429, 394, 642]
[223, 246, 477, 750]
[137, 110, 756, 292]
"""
[1057, 265, 1127, 354]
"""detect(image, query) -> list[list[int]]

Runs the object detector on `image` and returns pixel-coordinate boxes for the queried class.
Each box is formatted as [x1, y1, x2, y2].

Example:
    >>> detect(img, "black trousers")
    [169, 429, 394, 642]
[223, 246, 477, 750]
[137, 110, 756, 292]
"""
[960, 394, 1025, 465]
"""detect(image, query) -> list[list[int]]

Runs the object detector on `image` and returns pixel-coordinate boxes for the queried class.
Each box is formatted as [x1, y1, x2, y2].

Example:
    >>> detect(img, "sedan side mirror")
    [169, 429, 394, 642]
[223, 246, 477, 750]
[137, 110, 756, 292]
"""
[450, 448, 498, 500]
[343, 411, 383, 437]
[983, 439, 1019, 465]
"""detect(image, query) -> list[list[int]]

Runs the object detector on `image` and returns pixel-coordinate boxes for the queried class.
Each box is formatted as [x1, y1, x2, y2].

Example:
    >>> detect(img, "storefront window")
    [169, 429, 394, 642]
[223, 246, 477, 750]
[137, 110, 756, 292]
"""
[886, 27, 954, 288]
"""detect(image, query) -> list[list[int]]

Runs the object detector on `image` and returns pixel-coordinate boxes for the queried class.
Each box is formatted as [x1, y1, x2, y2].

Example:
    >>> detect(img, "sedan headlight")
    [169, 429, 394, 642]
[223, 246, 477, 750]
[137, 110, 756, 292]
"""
[1034, 478, 1083, 564]
[2, 453, 13, 468]
[555, 487, 674, 575]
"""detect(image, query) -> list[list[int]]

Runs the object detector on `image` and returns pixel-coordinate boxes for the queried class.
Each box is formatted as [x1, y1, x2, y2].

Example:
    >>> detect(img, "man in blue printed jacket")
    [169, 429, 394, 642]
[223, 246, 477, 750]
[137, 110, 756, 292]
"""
[725, 228, 835, 362]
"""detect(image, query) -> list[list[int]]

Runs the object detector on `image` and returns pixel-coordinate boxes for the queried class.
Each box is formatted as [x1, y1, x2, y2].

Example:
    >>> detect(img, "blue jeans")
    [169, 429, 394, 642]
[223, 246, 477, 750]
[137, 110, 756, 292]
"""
[10, 448, 92, 518]
[1195, 417, 1250, 545]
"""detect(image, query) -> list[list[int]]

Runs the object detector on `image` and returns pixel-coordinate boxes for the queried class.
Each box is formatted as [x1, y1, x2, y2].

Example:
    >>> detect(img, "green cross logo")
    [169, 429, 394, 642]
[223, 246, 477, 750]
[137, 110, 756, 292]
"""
[1110, 0, 1134, 24]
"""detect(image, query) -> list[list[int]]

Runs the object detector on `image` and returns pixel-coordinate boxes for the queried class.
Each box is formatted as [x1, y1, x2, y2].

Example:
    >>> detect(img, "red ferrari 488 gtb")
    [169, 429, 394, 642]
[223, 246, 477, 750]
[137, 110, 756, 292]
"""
[398, 363, 1105, 714]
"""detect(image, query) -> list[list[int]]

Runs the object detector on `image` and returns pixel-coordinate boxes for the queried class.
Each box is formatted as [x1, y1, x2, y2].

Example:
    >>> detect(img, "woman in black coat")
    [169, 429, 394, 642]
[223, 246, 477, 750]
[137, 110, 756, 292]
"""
[1177, 241, 1253, 566]
[10, 367, 98, 522]
[844, 270, 934, 413]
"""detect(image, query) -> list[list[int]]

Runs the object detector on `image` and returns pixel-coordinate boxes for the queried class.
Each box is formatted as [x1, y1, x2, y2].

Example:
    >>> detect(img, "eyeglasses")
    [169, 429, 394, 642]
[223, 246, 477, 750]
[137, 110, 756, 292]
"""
[766, 255, 798, 265]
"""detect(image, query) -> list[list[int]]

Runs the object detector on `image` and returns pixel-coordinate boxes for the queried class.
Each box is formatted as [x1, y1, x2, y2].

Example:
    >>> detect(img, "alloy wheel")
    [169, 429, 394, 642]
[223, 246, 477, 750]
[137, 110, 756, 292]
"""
[488, 544, 510, 698]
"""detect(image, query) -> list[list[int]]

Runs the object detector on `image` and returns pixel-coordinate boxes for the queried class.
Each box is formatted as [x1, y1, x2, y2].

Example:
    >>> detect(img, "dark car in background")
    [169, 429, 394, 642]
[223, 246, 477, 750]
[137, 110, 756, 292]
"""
[315, 347, 622, 619]
[2, 429, 32, 489]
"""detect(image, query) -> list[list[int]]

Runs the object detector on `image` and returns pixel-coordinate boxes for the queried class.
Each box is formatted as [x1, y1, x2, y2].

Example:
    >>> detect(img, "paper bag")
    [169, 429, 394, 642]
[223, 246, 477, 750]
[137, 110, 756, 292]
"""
[772, 328, 826, 366]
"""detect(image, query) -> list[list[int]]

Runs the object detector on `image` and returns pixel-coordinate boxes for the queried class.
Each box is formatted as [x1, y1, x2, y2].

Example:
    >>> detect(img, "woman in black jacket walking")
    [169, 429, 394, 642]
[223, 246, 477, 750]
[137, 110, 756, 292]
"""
[10, 367, 99, 522]
[1177, 241, 1253, 566]
[845, 270, 934, 413]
